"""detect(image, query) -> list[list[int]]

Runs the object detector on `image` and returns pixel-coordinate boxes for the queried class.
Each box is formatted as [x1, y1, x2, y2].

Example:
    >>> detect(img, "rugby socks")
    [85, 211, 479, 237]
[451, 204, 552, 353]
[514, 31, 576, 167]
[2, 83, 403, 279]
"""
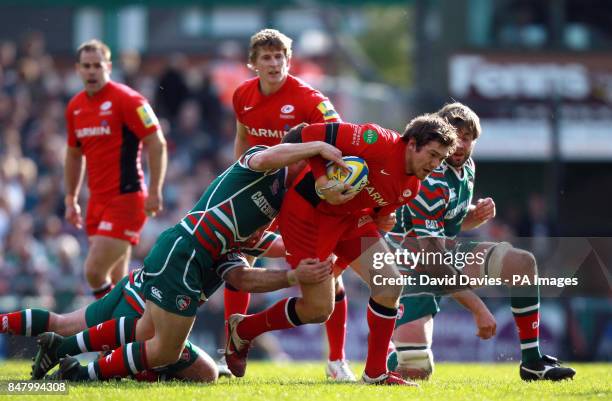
[92, 282, 113, 300]
[237, 297, 302, 341]
[510, 285, 542, 363]
[365, 298, 398, 379]
[0, 309, 49, 336]
[325, 289, 347, 361]
[224, 284, 251, 340]
[79, 341, 148, 380]
[57, 317, 138, 358]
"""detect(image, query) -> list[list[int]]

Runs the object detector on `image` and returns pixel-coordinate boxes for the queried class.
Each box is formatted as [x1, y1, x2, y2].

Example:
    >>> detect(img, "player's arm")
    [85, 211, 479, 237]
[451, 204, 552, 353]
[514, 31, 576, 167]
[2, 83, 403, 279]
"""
[64, 145, 85, 229]
[224, 257, 332, 293]
[233, 121, 250, 160]
[247, 141, 346, 172]
[461, 197, 496, 231]
[450, 290, 497, 339]
[142, 129, 168, 216]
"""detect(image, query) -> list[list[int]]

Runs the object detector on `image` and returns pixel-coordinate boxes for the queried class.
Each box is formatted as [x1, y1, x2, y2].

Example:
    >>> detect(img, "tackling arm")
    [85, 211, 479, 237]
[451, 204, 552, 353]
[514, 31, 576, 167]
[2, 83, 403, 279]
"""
[224, 257, 332, 292]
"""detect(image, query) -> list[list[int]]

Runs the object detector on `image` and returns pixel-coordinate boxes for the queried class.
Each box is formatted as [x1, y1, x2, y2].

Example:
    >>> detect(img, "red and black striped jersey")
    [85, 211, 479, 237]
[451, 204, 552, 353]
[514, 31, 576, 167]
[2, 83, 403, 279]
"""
[65, 81, 160, 198]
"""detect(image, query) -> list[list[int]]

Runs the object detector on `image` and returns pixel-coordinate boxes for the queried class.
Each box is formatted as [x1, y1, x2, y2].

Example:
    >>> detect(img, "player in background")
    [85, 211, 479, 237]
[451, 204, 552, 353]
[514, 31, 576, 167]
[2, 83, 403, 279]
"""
[225, 115, 457, 385]
[0, 230, 327, 382]
[44, 141, 345, 382]
[229, 28, 353, 381]
[64, 39, 167, 299]
[386, 102, 575, 381]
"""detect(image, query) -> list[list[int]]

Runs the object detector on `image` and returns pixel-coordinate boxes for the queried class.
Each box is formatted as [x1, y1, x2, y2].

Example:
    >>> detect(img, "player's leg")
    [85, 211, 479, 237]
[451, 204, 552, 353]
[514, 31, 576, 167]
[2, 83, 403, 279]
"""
[461, 242, 575, 381]
[390, 295, 437, 380]
[84, 235, 131, 297]
[340, 235, 415, 385]
[324, 274, 355, 382]
[57, 301, 194, 381]
[32, 276, 136, 379]
[147, 341, 217, 383]
[109, 245, 131, 285]
[52, 226, 207, 381]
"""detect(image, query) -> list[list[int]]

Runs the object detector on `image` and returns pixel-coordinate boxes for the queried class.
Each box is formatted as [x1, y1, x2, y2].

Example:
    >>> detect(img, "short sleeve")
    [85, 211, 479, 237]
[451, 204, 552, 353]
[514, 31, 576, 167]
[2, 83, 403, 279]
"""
[121, 93, 160, 139]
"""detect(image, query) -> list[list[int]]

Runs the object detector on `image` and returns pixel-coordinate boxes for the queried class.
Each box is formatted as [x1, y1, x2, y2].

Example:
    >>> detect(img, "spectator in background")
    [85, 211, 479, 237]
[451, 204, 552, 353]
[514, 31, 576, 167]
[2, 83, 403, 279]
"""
[63, 39, 167, 299]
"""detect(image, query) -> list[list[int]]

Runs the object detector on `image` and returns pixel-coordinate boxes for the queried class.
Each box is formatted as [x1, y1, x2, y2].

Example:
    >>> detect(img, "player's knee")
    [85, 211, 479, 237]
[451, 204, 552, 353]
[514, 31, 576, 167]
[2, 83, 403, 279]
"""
[396, 348, 434, 380]
[147, 340, 184, 368]
[301, 303, 333, 324]
[504, 249, 537, 284]
[84, 267, 108, 288]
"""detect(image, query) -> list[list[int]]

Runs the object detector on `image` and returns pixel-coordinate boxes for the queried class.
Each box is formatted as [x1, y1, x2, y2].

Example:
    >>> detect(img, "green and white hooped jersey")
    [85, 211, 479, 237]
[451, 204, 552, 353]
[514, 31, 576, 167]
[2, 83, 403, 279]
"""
[175, 146, 287, 260]
[387, 158, 475, 247]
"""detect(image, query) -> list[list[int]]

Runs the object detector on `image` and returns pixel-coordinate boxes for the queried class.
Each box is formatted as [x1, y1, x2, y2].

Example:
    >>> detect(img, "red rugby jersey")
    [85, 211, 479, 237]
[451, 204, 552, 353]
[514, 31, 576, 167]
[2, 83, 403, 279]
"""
[293, 122, 421, 216]
[232, 74, 340, 147]
[65, 81, 160, 198]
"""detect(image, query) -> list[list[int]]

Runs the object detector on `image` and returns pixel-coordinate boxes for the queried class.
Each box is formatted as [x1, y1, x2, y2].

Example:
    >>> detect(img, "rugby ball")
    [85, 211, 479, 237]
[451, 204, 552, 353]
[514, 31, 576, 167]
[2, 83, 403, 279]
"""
[326, 156, 369, 195]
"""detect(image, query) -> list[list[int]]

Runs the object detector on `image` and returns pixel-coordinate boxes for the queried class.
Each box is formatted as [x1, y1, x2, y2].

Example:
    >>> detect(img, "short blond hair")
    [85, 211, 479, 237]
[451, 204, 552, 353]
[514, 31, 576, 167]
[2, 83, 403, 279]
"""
[76, 39, 111, 62]
[248, 29, 292, 64]
[437, 102, 481, 139]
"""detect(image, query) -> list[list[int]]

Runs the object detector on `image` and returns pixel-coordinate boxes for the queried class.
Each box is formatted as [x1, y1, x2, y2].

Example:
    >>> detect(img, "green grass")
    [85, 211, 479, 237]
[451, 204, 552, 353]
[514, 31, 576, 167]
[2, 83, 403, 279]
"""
[0, 360, 610, 401]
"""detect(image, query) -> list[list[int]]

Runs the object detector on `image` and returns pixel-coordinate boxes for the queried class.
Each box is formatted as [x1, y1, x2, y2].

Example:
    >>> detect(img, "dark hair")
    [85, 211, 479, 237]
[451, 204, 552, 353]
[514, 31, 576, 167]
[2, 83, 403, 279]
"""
[437, 102, 481, 139]
[401, 113, 457, 153]
[76, 39, 111, 63]
[248, 29, 292, 64]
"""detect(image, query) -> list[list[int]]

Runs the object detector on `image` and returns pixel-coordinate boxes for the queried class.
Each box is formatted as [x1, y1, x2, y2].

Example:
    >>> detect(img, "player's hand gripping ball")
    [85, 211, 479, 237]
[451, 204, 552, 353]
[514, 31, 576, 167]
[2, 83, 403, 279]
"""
[326, 156, 369, 195]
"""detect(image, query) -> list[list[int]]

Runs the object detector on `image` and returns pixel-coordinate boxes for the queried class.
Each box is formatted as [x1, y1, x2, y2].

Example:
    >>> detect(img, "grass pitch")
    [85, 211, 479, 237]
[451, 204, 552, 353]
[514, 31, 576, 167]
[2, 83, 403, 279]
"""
[0, 360, 610, 401]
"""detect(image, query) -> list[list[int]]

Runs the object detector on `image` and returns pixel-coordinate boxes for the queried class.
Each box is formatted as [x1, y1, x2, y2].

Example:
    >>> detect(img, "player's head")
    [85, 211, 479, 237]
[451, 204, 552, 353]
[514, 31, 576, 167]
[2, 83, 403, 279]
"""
[437, 102, 480, 168]
[402, 114, 457, 179]
[75, 39, 112, 95]
[248, 29, 292, 87]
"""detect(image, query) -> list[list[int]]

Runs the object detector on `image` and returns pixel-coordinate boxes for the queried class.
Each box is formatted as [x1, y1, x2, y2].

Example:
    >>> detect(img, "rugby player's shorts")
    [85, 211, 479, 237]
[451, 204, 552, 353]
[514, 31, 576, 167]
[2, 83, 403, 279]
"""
[86, 192, 147, 245]
[279, 188, 382, 269]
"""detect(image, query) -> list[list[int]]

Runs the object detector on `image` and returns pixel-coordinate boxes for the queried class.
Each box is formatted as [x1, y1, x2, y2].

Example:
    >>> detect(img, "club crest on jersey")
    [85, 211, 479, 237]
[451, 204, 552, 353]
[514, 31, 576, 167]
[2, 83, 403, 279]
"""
[176, 295, 191, 311]
[281, 104, 294, 114]
[397, 304, 404, 320]
[270, 178, 280, 195]
[403, 189, 412, 198]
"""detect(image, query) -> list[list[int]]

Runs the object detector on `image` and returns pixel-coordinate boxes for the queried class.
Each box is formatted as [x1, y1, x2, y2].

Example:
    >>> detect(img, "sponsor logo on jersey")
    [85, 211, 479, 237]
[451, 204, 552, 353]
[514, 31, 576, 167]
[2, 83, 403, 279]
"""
[244, 106, 253, 111]
[150, 286, 163, 301]
[73, 109, 82, 115]
[425, 220, 439, 230]
[98, 221, 113, 231]
[449, 188, 457, 200]
[281, 104, 294, 113]
[468, 181, 474, 191]
[316, 100, 339, 121]
[364, 186, 389, 207]
[2, 316, 8, 332]
[446, 199, 470, 219]
[246, 126, 286, 138]
[351, 126, 361, 146]
[75, 126, 111, 138]
[251, 191, 278, 219]
[136, 103, 158, 128]
[363, 129, 378, 144]
[180, 348, 191, 362]
[124, 230, 138, 237]
[380, 169, 391, 176]
[176, 295, 191, 311]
